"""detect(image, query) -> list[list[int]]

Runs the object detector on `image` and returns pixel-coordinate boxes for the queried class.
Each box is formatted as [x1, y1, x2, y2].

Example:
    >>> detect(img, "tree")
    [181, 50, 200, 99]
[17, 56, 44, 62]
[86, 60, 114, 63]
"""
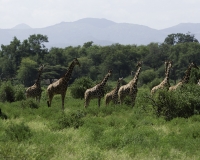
[28, 34, 49, 63]
[83, 41, 93, 48]
[17, 58, 38, 86]
[164, 32, 199, 45]
[0, 37, 21, 74]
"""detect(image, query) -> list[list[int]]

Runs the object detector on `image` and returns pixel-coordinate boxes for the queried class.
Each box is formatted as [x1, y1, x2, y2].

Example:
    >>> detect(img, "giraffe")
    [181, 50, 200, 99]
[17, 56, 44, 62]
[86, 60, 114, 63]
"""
[197, 79, 200, 86]
[84, 70, 112, 108]
[169, 62, 199, 91]
[47, 58, 80, 110]
[105, 77, 123, 106]
[25, 64, 45, 102]
[118, 61, 143, 107]
[151, 61, 172, 95]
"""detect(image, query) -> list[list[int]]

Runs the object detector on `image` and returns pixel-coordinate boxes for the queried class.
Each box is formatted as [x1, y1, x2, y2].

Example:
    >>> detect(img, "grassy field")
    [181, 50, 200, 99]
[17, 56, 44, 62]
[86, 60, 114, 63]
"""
[1, 88, 200, 160]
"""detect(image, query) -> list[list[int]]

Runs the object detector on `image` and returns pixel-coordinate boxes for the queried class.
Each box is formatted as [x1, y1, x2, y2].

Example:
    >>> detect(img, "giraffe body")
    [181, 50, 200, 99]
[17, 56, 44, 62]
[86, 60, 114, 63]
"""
[169, 62, 199, 91]
[105, 77, 123, 105]
[47, 58, 80, 110]
[151, 61, 172, 95]
[84, 70, 112, 108]
[118, 61, 142, 107]
[25, 64, 45, 102]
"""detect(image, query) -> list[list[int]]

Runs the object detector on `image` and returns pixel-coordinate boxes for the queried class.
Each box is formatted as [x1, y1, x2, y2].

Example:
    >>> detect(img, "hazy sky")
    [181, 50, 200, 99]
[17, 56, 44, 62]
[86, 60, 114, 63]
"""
[0, 0, 199, 29]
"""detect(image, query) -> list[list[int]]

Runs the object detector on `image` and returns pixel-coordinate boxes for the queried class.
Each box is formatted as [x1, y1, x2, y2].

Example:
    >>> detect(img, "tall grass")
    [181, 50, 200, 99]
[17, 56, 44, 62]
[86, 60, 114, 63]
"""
[1, 87, 200, 159]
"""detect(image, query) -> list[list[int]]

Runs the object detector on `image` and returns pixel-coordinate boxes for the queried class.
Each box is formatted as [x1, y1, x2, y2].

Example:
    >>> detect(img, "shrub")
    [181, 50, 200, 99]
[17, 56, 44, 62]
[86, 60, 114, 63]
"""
[70, 77, 94, 99]
[140, 69, 157, 85]
[21, 99, 40, 109]
[14, 84, 26, 101]
[0, 108, 7, 119]
[5, 122, 32, 142]
[0, 81, 15, 102]
[56, 110, 86, 130]
[148, 84, 200, 120]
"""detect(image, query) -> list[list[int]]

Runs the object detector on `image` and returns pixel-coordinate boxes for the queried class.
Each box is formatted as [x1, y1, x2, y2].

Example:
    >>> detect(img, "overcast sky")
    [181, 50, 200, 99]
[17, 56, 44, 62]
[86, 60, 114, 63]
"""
[0, 0, 199, 29]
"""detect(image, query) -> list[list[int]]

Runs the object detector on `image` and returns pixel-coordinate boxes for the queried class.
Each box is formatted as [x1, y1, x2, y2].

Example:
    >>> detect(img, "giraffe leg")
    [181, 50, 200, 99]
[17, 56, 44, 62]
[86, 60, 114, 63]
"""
[84, 92, 91, 108]
[118, 95, 123, 105]
[47, 93, 53, 107]
[98, 98, 101, 107]
[84, 97, 90, 108]
[38, 94, 41, 103]
[61, 93, 66, 110]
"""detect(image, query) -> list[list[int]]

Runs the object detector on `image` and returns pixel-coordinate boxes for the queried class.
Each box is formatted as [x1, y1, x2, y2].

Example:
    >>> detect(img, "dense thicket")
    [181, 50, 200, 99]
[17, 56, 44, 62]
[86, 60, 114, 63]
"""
[0, 33, 200, 87]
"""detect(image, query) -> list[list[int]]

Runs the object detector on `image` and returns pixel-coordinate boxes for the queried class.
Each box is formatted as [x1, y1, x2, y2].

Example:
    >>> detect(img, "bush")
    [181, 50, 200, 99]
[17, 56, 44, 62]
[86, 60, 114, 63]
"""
[21, 99, 40, 109]
[56, 110, 86, 130]
[149, 84, 200, 120]
[0, 108, 7, 119]
[70, 77, 94, 99]
[5, 122, 32, 142]
[140, 69, 157, 85]
[0, 81, 15, 102]
[14, 84, 26, 101]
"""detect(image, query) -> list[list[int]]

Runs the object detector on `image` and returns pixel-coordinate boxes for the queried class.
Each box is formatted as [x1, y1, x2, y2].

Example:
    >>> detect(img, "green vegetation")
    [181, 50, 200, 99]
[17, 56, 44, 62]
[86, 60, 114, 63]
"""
[1, 87, 200, 159]
[1, 33, 200, 159]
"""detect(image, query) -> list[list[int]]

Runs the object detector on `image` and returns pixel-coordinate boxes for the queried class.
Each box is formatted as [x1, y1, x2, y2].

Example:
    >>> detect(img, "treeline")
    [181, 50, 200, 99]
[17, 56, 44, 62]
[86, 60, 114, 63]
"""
[0, 33, 200, 87]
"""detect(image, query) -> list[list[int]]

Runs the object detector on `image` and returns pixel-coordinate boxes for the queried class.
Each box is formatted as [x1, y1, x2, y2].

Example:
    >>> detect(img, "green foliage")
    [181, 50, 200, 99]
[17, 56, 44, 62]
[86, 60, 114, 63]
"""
[0, 108, 7, 119]
[0, 81, 15, 102]
[14, 84, 26, 101]
[5, 122, 32, 142]
[140, 69, 157, 84]
[17, 57, 38, 86]
[164, 32, 199, 45]
[70, 77, 94, 99]
[55, 110, 86, 130]
[149, 85, 200, 120]
[21, 99, 40, 109]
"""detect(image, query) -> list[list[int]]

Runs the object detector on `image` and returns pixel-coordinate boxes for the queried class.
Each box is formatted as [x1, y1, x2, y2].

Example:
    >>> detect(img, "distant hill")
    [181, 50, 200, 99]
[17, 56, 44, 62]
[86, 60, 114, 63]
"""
[12, 23, 32, 29]
[0, 18, 200, 48]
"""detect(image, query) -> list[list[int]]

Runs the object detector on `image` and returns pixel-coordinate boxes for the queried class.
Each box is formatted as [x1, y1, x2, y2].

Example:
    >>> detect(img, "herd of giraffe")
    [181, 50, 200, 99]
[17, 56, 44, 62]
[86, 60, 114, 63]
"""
[25, 58, 200, 110]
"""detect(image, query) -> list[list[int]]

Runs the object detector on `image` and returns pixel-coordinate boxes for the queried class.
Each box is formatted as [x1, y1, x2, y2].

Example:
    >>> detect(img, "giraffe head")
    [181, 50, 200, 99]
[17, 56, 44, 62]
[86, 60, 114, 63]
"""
[107, 70, 112, 76]
[136, 61, 143, 68]
[73, 58, 81, 67]
[118, 77, 123, 83]
[38, 64, 45, 72]
[190, 62, 199, 70]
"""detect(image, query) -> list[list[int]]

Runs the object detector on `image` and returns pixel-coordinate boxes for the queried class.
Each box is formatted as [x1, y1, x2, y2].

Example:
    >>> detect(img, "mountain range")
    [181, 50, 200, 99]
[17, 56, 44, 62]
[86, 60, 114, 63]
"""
[1, 18, 200, 48]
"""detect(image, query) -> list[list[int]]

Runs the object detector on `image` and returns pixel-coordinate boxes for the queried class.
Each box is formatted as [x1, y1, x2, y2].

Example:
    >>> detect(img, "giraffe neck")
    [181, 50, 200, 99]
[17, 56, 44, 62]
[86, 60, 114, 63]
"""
[164, 63, 171, 82]
[182, 65, 193, 84]
[129, 66, 141, 87]
[116, 80, 121, 90]
[64, 61, 76, 82]
[35, 72, 42, 87]
[99, 73, 110, 87]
